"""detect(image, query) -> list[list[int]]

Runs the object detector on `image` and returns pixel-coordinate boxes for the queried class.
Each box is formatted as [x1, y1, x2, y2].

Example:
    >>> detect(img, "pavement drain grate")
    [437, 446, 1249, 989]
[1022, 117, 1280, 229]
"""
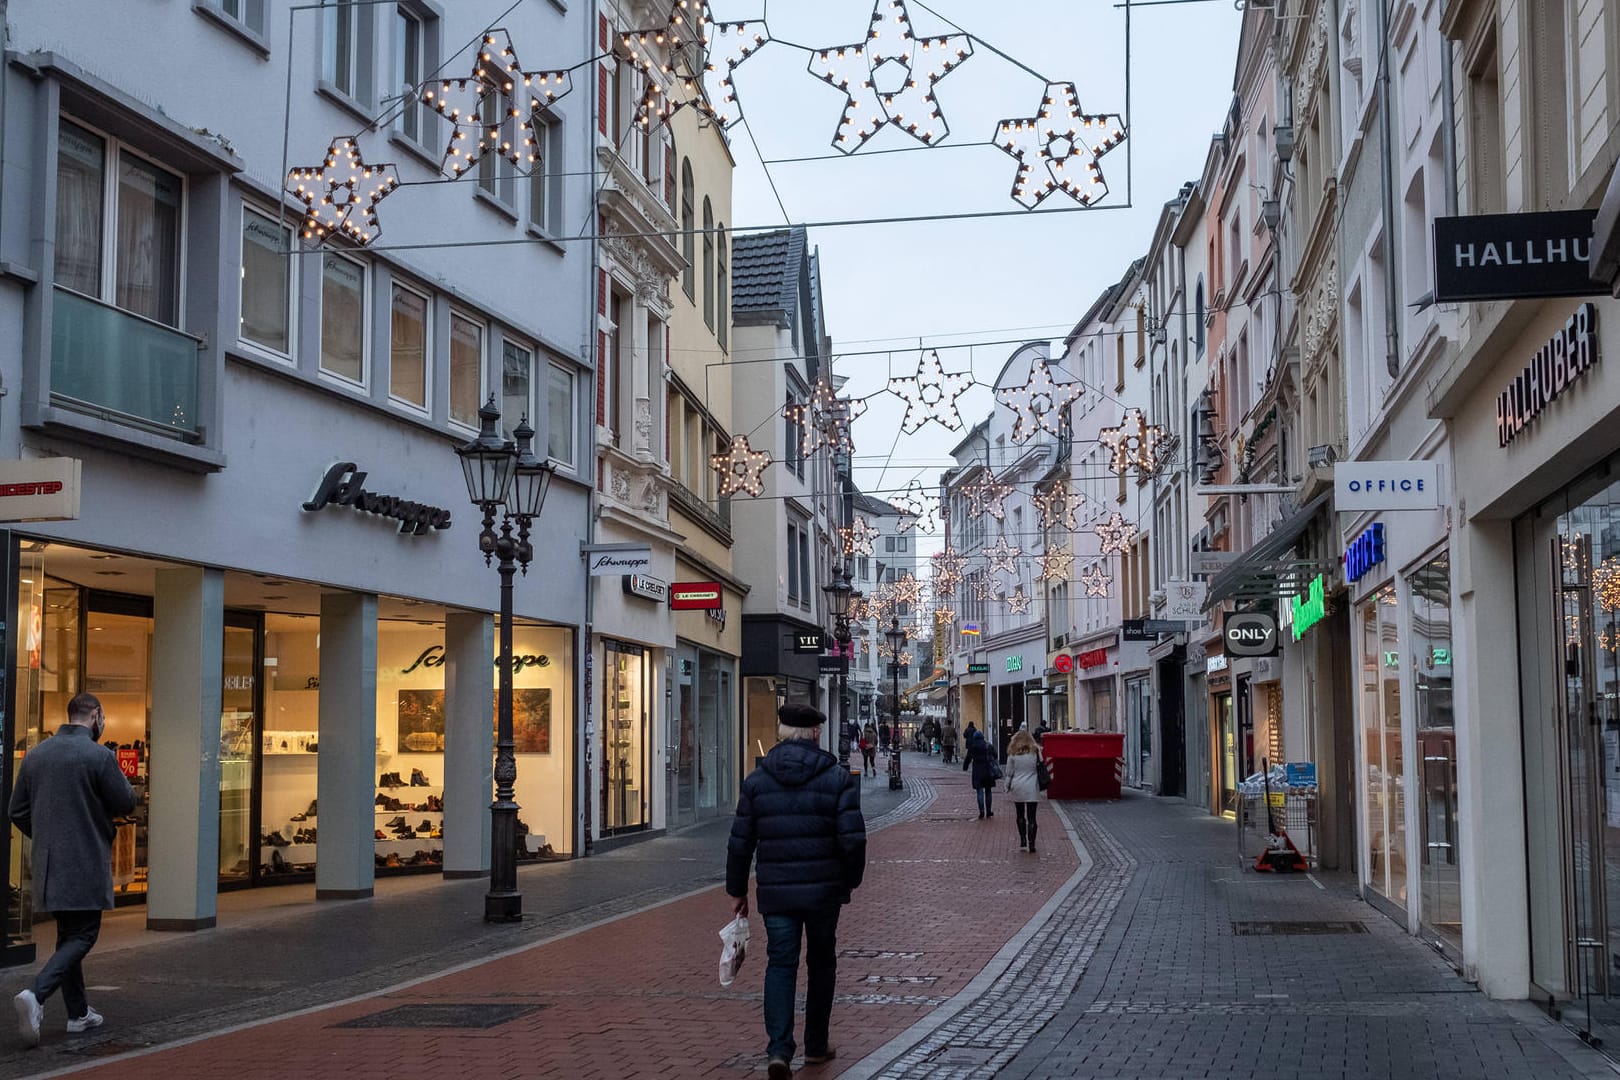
[862, 974, 940, 984]
[840, 948, 922, 959]
[332, 1003, 545, 1029]
[1231, 920, 1367, 936]
[926, 1046, 998, 1066]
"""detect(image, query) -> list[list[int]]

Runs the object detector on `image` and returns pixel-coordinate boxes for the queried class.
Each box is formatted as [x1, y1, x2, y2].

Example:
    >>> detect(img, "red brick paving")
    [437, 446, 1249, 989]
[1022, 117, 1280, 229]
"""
[64, 761, 1075, 1079]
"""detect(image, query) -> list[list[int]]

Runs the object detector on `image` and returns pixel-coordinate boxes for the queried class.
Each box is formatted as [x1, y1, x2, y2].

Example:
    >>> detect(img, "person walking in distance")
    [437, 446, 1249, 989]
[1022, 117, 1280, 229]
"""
[940, 720, 958, 764]
[10, 693, 136, 1046]
[1005, 729, 1044, 852]
[859, 723, 877, 775]
[963, 727, 997, 819]
[727, 704, 866, 1079]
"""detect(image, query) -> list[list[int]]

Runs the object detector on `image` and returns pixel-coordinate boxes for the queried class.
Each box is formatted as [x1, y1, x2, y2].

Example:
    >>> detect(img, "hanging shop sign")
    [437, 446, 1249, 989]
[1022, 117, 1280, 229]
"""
[0, 457, 81, 522]
[1052, 654, 1074, 674]
[1163, 580, 1208, 620]
[794, 631, 827, 654]
[669, 581, 723, 610]
[1224, 612, 1280, 658]
[302, 461, 450, 535]
[1344, 523, 1387, 583]
[587, 545, 653, 576]
[1005, 654, 1024, 673]
[1496, 303, 1600, 447]
[1334, 461, 1440, 510]
[1076, 648, 1109, 670]
[1191, 550, 1240, 576]
[1122, 619, 1153, 642]
[1433, 209, 1606, 302]
[623, 573, 669, 603]
[966, 662, 991, 674]
[960, 621, 981, 635]
[818, 654, 849, 675]
[1288, 575, 1327, 640]
[1205, 653, 1229, 674]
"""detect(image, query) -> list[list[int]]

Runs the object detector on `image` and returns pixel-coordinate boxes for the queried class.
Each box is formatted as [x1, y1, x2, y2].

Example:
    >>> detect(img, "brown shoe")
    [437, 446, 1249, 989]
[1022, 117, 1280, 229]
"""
[767, 1058, 793, 1079]
[804, 1046, 837, 1065]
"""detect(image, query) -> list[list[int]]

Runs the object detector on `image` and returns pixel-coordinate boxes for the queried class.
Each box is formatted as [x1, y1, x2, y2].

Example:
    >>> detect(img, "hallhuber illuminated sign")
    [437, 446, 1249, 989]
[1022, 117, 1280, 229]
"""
[1497, 303, 1599, 447]
[1289, 575, 1327, 641]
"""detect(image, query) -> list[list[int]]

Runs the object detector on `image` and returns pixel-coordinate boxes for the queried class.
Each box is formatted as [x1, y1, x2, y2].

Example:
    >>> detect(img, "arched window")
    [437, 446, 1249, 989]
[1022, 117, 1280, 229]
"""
[680, 159, 695, 299]
[717, 227, 729, 350]
[702, 197, 715, 331]
[1194, 275, 1206, 354]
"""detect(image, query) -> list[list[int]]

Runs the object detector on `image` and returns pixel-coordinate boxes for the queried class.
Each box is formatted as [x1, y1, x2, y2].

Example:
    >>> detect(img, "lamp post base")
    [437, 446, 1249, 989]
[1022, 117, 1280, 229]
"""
[486, 801, 523, 923]
[484, 891, 523, 923]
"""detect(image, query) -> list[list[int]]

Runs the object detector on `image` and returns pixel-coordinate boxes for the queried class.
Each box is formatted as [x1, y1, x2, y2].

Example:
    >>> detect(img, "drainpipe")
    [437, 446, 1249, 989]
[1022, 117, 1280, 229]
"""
[1440, 38, 1459, 217]
[581, 4, 599, 857]
[1375, 0, 1401, 377]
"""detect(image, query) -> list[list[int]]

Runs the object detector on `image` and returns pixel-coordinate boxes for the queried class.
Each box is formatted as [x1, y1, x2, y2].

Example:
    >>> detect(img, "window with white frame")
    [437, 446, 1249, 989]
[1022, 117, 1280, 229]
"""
[320, 252, 366, 384]
[240, 207, 293, 356]
[322, 0, 376, 107]
[449, 312, 483, 428]
[211, 0, 267, 36]
[501, 338, 533, 439]
[478, 92, 516, 207]
[395, 4, 436, 147]
[529, 113, 564, 236]
[389, 282, 429, 409]
[787, 520, 803, 602]
[547, 361, 575, 467]
[55, 118, 184, 326]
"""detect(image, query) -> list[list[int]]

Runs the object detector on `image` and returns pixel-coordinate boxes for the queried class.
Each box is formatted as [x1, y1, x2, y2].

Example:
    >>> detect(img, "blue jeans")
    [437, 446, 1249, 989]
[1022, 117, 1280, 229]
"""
[763, 908, 841, 1062]
[976, 785, 994, 816]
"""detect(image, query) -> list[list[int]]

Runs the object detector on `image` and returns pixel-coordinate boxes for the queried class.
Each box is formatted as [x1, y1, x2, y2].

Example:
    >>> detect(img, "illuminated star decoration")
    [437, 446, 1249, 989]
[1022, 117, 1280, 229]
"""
[1594, 557, 1620, 611]
[699, 19, 771, 128]
[1039, 545, 1075, 582]
[969, 574, 995, 602]
[932, 547, 967, 592]
[964, 475, 1014, 521]
[841, 516, 879, 557]
[994, 81, 1125, 209]
[891, 574, 925, 605]
[286, 139, 401, 245]
[711, 434, 771, 497]
[899, 650, 915, 667]
[889, 350, 974, 433]
[1094, 512, 1139, 555]
[806, 0, 973, 154]
[1032, 481, 1084, 533]
[983, 536, 1021, 576]
[994, 355, 1085, 444]
[786, 376, 868, 458]
[1098, 408, 1170, 475]
[893, 479, 939, 533]
[1080, 562, 1112, 598]
[933, 607, 956, 624]
[421, 30, 571, 178]
[1004, 585, 1033, 615]
[623, 4, 768, 129]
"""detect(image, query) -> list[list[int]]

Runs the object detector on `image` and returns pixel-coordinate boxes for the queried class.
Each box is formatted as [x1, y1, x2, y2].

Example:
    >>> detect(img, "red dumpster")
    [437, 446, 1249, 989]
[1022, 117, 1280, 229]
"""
[1042, 732, 1125, 800]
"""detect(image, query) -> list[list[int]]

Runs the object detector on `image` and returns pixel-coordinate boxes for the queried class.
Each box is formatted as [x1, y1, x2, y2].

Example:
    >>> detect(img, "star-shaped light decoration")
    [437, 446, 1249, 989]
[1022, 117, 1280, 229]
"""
[287, 139, 401, 245]
[899, 650, 915, 667]
[625, 5, 768, 130]
[994, 355, 1085, 444]
[932, 607, 955, 625]
[1004, 585, 1033, 615]
[889, 350, 974, 434]
[891, 574, 925, 605]
[1594, 557, 1620, 612]
[1093, 512, 1139, 556]
[994, 82, 1125, 209]
[1032, 481, 1084, 533]
[698, 19, 770, 128]
[785, 375, 868, 458]
[1097, 408, 1170, 475]
[421, 30, 572, 178]
[806, 0, 973, 154]
[983, 536, 1021, 575]
[893, 478, 939, 533]
[1039, 545, 1075, 582]
[934, 546, 967, 583]
[964, 475, 1014, 521]
[841, 516, 879, 557]
[969, 574, 996, 602]
[711, 434, 772, 497]
[1080, 562, 1112, 598]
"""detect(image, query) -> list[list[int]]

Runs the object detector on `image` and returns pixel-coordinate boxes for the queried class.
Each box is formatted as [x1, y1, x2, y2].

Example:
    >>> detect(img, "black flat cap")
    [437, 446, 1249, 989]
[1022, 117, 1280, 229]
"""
[778, 703, 826, 728]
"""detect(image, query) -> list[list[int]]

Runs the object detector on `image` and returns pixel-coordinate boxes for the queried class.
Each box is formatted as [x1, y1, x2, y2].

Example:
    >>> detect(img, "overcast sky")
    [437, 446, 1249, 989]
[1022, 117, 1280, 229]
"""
[717, 0, 1241, 531]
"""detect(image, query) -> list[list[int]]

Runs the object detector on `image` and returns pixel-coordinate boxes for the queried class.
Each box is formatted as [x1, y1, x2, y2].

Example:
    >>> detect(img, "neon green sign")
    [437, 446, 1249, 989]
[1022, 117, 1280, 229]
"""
[1006, 655, 1024, 673]
[1289, 575, 1326, 641]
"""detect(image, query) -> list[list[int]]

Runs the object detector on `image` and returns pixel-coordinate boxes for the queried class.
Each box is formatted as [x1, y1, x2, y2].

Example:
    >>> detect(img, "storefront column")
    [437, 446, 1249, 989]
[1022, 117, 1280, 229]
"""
[442, 610, 493, 878]
[316, 592, 377, 900]
[146, 567, 224, 931]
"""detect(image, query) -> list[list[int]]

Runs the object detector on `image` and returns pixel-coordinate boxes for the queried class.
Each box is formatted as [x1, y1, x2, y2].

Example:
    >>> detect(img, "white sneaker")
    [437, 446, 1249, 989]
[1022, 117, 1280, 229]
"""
[13, 989, 41, 1046]
[66, 1006, 103, 1034]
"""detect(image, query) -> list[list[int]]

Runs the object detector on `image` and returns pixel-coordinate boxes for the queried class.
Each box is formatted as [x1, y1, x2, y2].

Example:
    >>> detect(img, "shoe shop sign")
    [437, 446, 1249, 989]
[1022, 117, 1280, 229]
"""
[303, 462, 451, 536]
[1433, 209, 1607, 302]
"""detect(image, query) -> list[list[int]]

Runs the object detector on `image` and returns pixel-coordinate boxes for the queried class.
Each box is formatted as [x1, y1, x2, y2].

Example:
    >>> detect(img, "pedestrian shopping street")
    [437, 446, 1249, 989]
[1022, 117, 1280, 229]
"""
[0, 756, 1607, 1080]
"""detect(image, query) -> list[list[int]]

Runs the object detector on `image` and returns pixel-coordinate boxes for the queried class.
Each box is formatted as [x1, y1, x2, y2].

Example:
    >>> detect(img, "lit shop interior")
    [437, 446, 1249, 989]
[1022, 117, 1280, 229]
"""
[7, 543, 575, 904]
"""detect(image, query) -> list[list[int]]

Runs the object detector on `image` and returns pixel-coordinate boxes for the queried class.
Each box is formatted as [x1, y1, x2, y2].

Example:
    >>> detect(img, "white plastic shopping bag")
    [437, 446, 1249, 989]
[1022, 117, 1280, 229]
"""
[718, 913, 750, 987]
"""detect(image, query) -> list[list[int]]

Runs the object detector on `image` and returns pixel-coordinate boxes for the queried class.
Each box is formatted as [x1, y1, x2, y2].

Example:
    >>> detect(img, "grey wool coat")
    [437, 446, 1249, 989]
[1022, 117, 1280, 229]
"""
[8, 724, 137, 911]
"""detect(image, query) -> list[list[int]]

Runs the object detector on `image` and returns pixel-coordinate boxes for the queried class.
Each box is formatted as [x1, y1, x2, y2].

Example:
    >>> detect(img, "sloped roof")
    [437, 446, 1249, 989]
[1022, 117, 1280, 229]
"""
[731, 226, 806, 325]
[853, 492, 904, 518]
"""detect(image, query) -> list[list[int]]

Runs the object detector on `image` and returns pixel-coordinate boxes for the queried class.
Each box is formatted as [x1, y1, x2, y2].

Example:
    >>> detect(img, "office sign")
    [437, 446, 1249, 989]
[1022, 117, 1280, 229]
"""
[669, 581, 723, 610]
[0, 458, 80, 522]
[793, 631, 826, 654]
[623, 574, 668, 603]
[1433, 209, 1606, 302]
[588, 546, 653, 576]
[1496, 303, 1600, 448]
[1288, 574, 1327, 640]
[1224, 612, 1280, 658]
[1344, 523, 1386, 583]
[1334, 461, 1440, 511]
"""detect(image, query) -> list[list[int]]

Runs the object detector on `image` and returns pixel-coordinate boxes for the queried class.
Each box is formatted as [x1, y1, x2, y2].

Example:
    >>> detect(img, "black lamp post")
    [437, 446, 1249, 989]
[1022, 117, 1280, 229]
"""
[885, 617, 907, 791]
[823, 567, 858, 771]
[456, 398, 555, 923]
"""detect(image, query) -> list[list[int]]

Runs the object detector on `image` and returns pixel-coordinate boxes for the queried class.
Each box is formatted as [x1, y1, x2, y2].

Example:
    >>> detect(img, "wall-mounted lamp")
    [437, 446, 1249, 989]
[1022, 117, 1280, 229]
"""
[1307, 443, 1337, 469]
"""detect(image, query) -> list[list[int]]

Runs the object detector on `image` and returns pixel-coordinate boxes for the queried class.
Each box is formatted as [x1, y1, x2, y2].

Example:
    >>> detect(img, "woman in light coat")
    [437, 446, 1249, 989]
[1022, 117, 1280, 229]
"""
[1005, 729, 1043, 852]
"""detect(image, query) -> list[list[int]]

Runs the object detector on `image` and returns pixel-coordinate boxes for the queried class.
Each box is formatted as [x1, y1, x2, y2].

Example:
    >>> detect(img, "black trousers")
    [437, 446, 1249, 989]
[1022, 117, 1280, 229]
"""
[34, 909, 102, 1019]
[1015, 802, 1039, 847]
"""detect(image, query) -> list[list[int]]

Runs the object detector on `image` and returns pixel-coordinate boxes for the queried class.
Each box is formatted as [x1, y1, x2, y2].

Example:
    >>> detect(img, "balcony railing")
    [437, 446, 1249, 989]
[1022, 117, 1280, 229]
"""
[51, 287, 201, 437]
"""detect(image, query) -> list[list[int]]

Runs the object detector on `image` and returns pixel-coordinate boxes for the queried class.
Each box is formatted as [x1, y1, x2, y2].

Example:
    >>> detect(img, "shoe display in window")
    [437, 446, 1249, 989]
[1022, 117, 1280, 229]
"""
[410, 768, 429, 787]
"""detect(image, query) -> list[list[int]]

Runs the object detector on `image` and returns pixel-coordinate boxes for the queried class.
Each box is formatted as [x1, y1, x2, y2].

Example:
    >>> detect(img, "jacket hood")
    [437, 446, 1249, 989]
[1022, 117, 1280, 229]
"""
[762, 739, 838, 788]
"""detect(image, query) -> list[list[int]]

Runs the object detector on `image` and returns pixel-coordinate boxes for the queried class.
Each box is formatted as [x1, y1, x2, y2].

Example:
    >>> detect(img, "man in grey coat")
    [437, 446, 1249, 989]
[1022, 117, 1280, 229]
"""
[9, 692, 136, 1046]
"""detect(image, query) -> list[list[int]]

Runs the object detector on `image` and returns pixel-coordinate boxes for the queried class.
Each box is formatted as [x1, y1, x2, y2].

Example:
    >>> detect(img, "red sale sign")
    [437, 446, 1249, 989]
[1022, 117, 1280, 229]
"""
[116, 748, 139, 778]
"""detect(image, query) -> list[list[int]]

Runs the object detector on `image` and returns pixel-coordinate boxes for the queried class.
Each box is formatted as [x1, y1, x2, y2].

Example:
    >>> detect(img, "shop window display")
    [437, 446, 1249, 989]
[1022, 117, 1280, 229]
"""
[259, 614, 323, 876]
[1359, 585, 1406, 907]
[1411, 553, 1460, 951]
[506, 623, 574, 857]
[602, 641, 648, 834]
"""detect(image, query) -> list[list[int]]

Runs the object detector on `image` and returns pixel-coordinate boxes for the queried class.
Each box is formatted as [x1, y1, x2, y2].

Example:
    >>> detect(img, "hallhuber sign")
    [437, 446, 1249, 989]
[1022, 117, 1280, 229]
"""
[1433, 210, 1607, 303]
[1496, 303, 1600, 447]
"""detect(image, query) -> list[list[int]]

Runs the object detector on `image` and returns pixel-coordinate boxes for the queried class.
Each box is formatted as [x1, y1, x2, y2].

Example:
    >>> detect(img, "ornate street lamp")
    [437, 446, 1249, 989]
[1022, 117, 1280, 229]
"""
[456, 398, 554, 923]
[885, 617, 907, 791]
[823, 566, 858, 771]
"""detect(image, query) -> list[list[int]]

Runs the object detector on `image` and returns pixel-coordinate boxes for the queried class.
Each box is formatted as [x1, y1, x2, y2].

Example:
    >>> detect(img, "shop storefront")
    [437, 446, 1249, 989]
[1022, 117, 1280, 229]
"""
[670, 636, 738, 830]
[988, 638, 1043, 757]
[1074, 638, 1115, 733]
[740, 615, 824, 769]
[1206, 651, 1234, 816]
[1043, 651, 1073, 731]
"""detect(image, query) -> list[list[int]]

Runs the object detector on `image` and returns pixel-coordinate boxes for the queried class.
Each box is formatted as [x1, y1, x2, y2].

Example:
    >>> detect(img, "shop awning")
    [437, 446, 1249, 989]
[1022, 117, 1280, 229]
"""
[1203, 492, 1334, 609]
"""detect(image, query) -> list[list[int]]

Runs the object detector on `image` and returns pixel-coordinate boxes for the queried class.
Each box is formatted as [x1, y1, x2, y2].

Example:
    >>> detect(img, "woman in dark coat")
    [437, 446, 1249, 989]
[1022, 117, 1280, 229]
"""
[962, 729, 997, 819]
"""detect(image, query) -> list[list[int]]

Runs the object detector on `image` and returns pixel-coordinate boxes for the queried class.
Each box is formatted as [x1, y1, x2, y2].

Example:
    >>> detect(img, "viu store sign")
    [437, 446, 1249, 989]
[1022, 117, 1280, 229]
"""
[1497, 303, 1600, 448]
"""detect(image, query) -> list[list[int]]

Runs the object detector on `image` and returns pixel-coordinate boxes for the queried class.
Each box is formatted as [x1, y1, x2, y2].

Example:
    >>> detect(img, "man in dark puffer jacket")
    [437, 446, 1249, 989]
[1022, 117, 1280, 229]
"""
[727, 703, 866, 1080]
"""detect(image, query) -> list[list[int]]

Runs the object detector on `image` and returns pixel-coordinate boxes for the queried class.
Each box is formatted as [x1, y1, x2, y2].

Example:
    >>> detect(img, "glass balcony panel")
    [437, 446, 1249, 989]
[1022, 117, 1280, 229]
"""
[51, 287, 200, 436]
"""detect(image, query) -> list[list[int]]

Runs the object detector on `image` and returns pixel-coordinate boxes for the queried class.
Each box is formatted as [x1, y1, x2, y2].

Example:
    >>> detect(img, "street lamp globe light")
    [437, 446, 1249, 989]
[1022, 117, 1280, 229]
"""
[456, 397, 517, 513]
[506, 416, 556, 524]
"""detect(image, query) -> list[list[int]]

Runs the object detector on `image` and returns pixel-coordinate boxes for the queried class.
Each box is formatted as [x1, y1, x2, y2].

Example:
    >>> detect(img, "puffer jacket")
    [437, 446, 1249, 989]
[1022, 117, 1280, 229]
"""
[963, 731, 998, 789]
[727, 739, 866, 915]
